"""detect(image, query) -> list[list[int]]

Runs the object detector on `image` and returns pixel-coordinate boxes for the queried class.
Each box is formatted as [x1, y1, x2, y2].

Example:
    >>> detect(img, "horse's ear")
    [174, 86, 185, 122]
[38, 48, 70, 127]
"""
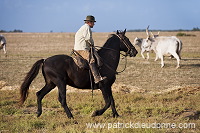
[116, 30, 119, 34]
[124, 29, 126, 34]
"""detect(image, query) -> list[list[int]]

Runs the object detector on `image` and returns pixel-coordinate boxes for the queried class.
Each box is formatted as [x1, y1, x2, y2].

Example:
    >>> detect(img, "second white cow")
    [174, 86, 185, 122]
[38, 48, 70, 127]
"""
[134, 37, 152, 60]
[133, 27, 159, 60]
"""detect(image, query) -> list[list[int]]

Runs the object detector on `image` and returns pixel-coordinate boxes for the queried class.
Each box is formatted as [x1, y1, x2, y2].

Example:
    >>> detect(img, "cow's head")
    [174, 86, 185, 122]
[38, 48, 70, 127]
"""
[143, 26, 155, 49]
[133, 37, 143, 46]
[143, 26, 154, 47]
[143, 37, 152, 50]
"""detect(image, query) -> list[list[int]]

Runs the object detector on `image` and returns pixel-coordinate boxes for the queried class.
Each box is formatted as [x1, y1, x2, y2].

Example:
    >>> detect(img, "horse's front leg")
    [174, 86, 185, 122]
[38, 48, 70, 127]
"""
[57, 84, 74, 119]
[92, 86, 111, 117]
[92, 85, 119, 117]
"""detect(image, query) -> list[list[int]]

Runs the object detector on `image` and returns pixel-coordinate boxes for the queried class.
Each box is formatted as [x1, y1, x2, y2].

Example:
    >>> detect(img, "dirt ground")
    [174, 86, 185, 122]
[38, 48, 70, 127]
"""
[0, 31, 200, 133]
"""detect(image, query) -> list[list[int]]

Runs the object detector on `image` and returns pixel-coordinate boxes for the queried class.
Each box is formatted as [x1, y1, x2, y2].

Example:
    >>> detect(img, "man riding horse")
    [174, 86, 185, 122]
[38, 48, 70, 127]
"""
[74, 15, 106, 84]
[20, 16, 138, 119]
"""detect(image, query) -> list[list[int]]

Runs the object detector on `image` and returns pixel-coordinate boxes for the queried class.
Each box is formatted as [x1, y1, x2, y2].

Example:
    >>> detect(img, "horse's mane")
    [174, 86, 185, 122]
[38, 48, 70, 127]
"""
[97, 34, 120, 57]
[107, 34, 115, 39]
[102, 34, 118, 48]
[104, 31, 124, 44]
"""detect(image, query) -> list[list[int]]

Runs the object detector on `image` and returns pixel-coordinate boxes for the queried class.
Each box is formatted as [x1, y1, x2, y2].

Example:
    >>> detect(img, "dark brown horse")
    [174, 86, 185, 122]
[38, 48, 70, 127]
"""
[20, 30, 138, 119]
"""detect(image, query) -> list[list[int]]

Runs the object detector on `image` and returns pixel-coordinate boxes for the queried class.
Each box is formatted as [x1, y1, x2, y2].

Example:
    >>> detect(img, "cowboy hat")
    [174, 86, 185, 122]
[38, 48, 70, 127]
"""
[84, 15, 96, 22]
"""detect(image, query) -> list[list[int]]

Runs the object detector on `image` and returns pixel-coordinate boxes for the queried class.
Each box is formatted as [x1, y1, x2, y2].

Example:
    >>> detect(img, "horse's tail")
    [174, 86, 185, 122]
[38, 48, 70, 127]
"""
[176, 39, 182, 60]
[20, 59, 44, 105]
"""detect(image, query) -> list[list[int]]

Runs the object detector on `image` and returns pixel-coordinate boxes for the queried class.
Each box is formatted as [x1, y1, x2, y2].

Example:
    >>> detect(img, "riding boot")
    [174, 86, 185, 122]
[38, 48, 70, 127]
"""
[89, 63, 107, 84]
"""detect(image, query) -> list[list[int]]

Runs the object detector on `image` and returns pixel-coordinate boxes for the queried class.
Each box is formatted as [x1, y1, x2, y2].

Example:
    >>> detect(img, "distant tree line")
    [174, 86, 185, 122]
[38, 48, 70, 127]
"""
[127, 27, 200, 32]
[1, 27, 199, 33]
[0, 29, 23, 33]
[192, 27, 200, 31]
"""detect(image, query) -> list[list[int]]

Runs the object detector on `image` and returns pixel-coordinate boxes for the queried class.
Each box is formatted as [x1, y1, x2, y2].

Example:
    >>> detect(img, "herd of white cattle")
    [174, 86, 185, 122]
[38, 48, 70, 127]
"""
[134, 26, 182, 68]
[1, 27, 182, 68]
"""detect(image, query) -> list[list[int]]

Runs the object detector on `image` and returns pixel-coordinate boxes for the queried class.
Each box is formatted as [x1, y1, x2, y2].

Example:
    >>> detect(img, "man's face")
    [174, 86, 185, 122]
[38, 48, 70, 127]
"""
[88, 21, 95, 28]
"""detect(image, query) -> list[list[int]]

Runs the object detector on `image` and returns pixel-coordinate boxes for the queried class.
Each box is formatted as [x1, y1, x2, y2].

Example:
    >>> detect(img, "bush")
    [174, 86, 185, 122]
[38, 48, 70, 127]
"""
[176, 32, 196, 37]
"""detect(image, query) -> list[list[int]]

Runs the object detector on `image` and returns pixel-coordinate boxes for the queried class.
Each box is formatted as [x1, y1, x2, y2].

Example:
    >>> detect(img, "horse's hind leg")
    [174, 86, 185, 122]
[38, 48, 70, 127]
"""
[36, 82, 55, 117]
[110, 90, 119, 117]
[57, 83, 74, 119]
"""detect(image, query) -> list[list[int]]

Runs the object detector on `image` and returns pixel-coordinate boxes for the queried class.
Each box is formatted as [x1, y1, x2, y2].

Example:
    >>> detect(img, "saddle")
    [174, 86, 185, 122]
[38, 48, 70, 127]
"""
[71, 49, 103, 70]
[71, 50, 89, 69]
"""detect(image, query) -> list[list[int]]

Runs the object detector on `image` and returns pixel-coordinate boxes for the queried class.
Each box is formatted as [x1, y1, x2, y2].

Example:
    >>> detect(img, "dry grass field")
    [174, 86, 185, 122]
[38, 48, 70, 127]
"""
[0, 31, 200, 132]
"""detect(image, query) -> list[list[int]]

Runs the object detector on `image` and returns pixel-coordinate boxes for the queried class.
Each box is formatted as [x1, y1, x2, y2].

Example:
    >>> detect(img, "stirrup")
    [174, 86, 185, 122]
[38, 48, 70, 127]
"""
[95, 76, 107, 84]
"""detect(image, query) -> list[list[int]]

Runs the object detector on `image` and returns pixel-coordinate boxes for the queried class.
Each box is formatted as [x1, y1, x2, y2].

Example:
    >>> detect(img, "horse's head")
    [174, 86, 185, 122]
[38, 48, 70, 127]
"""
[116, 29, 138, 57]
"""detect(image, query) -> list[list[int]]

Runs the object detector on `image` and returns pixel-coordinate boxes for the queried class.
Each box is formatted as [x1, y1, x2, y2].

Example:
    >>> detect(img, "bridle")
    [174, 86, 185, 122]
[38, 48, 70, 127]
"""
[115, 34, 133, 56]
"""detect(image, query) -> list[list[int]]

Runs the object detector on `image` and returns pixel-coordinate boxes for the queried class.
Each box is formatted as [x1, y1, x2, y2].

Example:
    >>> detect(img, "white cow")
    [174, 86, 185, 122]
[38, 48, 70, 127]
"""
[133, 26, 160, 60]
[133, 37, 152, 60]
[144, 33, 182, 68]
[0, 35, 7, 55]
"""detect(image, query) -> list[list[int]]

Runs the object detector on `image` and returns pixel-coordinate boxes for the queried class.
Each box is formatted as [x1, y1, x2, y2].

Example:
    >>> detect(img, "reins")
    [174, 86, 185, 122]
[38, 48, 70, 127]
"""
[94, 34, 131, 74]
[94, 46, 127, 74]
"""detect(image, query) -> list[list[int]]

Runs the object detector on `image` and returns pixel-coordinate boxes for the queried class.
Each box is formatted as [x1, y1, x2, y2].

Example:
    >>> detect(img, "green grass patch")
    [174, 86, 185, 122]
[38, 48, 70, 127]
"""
[0, 89, 199, 132]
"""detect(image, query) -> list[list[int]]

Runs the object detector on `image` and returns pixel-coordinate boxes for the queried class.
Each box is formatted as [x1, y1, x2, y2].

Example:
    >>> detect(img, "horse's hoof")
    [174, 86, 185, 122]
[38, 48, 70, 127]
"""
[73, 120, 78, 124]
[91, 111, 97, 117]
[113, 113, 120, 118]
[37, 111, 42, 117]
[70, 119, 78, 124]
[91, 110, 100, 117]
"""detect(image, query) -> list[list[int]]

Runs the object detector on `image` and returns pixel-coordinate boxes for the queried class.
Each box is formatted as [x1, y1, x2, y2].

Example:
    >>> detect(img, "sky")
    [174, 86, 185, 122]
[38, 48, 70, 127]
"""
[1, 0, 200, 32]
